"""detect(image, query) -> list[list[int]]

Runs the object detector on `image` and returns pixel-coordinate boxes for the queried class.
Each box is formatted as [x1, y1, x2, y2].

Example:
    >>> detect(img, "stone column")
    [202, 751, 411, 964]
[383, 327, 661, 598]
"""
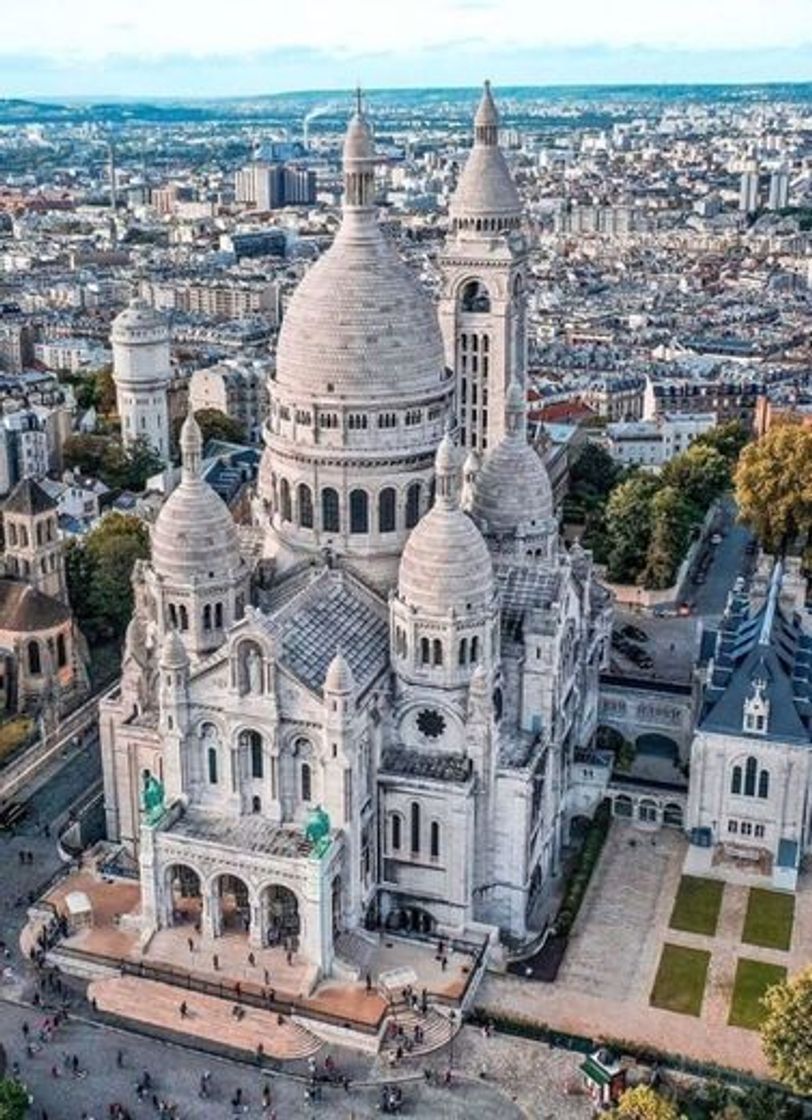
[202, 883, 218, 939]
[249, 896, 262, 949]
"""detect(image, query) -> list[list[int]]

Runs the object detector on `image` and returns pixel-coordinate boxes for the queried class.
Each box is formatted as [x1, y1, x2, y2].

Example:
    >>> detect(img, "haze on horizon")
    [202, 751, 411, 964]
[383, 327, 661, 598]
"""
[2, 0, 811, 99]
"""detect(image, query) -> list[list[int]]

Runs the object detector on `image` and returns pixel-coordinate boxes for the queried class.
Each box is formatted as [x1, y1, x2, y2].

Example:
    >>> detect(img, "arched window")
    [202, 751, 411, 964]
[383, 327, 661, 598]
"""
[7, 523, 16, 546]
[214, 602, 223, 629]
[252, 795, 261, 814]
[179, 605, 188, 631]
[430, 821, 440, 860]
[458, 638, 468, 666]
[349, 489, 368, 534]
[321, 487, 340, 532]
[744, 755, 758, 797]
[758, 769, 770, 800]
[731, 765, 742, 795]
[391, 814, 402, 851]
[460, 279, 491, 313]
[235, 593, 245, 621]
[420, 637, 430, 665]
[405, 482, 421, 529]
[301, 762, 312, 802]
[298, 483, 313, 529]
[432, 639, 443, 666]
[207, 747, 218, 784]
[168, 603, 178, 629]
[470, 635, 479, 663]
[279, 478, 292, 522]
[56, 633, 67, 668]
[27, 641, 41, 675]
[203, 604, 212, 631]
[378, 488, 396, 533]
[242, 729, 263, 780]
[410, 802, 420, 854]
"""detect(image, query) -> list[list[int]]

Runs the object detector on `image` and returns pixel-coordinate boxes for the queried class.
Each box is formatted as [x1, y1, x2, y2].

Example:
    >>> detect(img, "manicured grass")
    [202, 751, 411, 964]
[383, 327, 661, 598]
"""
[669, 875, 724, 937]
[0, 716, 34, 763]
[728, 958, 786, 1030]
[742, 888, 794, 951]
[650, 943, 711, 1016]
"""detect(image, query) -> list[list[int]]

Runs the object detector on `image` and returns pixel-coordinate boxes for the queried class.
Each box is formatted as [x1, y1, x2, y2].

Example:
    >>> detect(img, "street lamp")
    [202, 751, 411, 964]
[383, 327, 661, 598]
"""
[447, 1009, 457, 1076]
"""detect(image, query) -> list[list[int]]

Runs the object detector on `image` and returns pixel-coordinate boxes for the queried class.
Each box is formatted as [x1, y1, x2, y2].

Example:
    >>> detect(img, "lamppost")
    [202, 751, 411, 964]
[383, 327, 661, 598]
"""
[447, 1009, 457, 1076]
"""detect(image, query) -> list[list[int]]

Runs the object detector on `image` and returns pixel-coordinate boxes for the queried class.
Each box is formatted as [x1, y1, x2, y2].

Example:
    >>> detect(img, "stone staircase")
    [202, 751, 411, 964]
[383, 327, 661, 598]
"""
[89, 976, 321, 1060]
[381, 1006, 457, 1058]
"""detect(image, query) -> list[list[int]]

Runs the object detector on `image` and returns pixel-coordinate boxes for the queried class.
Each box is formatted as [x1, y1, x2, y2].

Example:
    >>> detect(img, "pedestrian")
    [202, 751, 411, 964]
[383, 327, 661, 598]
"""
[264, 968, 270, 986]
[179, 1000, 187, 1018]
[286, 948, 293, 966]
[441, 955, 448, 971]
[116, 1049, 124, 1068]
[22, 1021, 29, 1038]
[365, 972, 372, 992]
[187, 937, 194, 953]
[248, 951, 255, 967]
[71, 1054, 79, 1073]
[212, 953, 219, 971]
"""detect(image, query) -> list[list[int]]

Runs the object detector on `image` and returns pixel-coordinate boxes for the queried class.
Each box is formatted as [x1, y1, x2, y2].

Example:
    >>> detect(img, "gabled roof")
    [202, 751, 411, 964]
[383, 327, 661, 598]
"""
[3, 477, 56, 516]
[700, 564, 811, 746]
[0, 579, 71, 632]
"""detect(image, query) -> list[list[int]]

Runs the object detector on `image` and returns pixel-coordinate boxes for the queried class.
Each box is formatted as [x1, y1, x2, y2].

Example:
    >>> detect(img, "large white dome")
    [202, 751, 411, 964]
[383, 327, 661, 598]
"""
[274, 111, 446, 404]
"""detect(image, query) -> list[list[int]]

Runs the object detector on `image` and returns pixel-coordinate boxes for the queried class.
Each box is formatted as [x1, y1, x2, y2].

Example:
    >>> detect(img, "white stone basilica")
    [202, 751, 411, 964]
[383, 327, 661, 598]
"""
[99, 85, 612, 979]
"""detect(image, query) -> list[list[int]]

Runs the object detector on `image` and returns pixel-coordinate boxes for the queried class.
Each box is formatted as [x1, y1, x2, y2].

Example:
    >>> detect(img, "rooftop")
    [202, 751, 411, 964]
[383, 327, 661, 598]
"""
[166, 809, 317, 859]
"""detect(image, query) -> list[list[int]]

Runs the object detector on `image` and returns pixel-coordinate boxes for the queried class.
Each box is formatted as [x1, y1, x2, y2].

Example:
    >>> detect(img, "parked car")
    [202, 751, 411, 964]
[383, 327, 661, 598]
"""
[710, 532, 723, 545]
[620, 623, 649, 643]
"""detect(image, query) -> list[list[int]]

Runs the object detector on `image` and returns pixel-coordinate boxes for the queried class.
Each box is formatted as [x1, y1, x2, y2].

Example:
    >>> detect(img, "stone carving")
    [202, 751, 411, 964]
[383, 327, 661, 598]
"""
[246, 646, 263, 694]
[305, 805, 331, 858]
[142, 771, 165, 825]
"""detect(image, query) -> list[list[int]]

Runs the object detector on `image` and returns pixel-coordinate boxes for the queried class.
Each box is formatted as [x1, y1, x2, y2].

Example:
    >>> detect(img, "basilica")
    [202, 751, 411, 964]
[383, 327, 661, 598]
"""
[99, 84, 612, 978]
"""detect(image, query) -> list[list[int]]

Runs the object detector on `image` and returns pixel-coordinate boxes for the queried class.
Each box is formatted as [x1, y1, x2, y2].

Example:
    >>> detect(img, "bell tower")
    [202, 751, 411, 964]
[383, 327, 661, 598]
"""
[438, 81, 528, 455]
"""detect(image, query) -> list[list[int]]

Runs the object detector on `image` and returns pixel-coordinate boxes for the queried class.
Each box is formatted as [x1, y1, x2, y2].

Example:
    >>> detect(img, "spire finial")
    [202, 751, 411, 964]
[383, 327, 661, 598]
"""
[355, 82, 363, 116]
[180, 402, 202, 482]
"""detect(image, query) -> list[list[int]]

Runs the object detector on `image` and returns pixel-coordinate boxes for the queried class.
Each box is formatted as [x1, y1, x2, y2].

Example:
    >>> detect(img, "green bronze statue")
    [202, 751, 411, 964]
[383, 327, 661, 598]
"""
[305, 805, 331, 858]
[141, 771, 166, 825]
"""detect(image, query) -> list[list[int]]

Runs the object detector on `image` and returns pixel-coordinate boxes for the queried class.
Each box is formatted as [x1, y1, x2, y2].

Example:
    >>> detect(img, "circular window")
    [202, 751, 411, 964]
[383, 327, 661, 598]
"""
[416, 709, 446, 739]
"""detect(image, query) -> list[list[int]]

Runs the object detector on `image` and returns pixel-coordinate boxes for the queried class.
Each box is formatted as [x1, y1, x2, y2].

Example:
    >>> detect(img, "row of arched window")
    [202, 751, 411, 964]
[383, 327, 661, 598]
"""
[27, 634, 67, 676]
[6, 517, 57, 549]
[731, 756, 770, 800]
[206, 729, 313, 804]
[452, 215, 521, 235]
[167, 598, 244, 633]
[276, 480, 423, 535]
[278, 406, 433, 433]
[390, 803, 441, 859]
[393, 629, 481, 669]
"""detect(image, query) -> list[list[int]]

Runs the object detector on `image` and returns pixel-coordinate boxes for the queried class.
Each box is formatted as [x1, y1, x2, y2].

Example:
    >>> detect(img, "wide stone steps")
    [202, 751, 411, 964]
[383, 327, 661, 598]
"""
[88, 975, 321, 1060]
[334, 929, 376, 975]
[381, 1007, 456, 1058]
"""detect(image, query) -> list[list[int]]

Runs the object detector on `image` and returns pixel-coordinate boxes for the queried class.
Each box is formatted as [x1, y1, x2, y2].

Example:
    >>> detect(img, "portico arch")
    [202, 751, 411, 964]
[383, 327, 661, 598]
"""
[164, 863, 202, 928]
[259, 883, 301, 948]
[213, 873, 252, 937]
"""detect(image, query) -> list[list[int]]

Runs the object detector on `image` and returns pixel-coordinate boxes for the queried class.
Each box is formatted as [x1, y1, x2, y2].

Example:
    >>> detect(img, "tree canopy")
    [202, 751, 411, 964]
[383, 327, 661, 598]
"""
[172, 408, 245, 450]
[63, 434, 163, 492]
[693, 420, 750, 466]
[735, 424, 812, 555]
[71, 365, 117, 416]
[66, 512, 150, 642]
[760, 965, 812, 1095]
[0, 1077, 29, 1120]
[612, 1085, 682, 1120]
[603, 474, 661, 583]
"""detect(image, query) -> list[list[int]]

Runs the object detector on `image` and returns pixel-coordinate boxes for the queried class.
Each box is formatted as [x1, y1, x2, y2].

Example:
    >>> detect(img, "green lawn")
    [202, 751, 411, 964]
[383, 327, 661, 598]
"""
[728, 958, 787, 1030]
[650, 943, 711, 1016]
[0, 716, 34, 764]
[742, 888, 794, 951]
[669, 875, 724, 936]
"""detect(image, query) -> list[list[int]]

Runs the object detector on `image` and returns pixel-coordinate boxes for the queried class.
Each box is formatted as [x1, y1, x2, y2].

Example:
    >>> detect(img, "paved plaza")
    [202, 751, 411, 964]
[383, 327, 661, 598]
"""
[478, 821, 812, 1077]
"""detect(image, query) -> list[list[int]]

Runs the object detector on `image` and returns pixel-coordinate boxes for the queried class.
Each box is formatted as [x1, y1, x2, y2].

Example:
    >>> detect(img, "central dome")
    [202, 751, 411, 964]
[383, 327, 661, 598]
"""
[275, 110, 446, 403]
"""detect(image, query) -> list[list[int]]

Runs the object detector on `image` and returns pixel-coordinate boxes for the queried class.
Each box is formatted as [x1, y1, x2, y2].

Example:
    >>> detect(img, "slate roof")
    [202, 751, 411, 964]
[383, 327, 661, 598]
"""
[495, 564, 561, 641]
[380, 747, 473, 784]
[0, 579, 71, 633]
[274, 572, 389, 698]
[3, 477, 56, 516]
[699, 564, 811, 746]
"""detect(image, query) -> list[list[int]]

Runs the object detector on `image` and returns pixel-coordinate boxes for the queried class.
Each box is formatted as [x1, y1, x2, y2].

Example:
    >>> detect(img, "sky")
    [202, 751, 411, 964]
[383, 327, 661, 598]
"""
[1, 0, 811, 98]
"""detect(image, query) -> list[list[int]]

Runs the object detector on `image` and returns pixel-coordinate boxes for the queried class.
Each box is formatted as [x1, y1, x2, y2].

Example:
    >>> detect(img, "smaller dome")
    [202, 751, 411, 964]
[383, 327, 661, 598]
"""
[160, 628, 189, 669]
[344, 112, 374, 163]
[475, 80, 499, 129]
[399, 437, 493, 616]
[472, 439, 553, 535]
[324, 651, 354, 693]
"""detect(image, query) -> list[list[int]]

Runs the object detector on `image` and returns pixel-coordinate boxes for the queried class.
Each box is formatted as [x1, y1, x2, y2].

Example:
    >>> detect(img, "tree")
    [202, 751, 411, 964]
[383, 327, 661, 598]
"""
[172, 408, 245, 450]
[735, 425, 812, 555]
[612, 1085, 681, 1120]
[0, 1077, 29, 1120]
[693, 420, 750, 467]
[62, 434, 162, 492]
[760, 965, 812, 1095]
[63, 433, 110, 478]
[661, 443, 731, 512]
[604, 474, 661, 584]
[66, 513, 150, 642]
[641, 485, 697, 590]
[571, 441, 620, 501]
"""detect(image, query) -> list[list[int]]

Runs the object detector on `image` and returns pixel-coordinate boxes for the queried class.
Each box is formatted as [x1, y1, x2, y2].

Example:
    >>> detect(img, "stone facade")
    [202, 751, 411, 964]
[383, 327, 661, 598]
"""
[99, 88, 611, 983]
[111, 300, 171, 463]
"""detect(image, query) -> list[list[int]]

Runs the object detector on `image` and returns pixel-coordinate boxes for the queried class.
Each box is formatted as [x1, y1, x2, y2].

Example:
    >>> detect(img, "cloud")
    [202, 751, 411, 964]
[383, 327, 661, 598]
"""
[2, 0, 811, 62]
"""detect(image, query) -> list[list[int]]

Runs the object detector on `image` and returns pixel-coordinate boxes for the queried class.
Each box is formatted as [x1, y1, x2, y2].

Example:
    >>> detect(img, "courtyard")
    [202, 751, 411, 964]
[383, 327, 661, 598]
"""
[477, 821, 812, 1076]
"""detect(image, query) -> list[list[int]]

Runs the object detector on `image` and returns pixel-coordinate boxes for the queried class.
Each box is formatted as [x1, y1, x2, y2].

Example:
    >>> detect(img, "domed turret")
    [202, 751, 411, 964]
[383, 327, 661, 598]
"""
[324, 651, 354, 694]
[398, 435, 493, 617]
[471, 377, 554, 537]
[150, 407, 249, 660]
[160, 627, 189, 670]
[449, 81, 522, 227]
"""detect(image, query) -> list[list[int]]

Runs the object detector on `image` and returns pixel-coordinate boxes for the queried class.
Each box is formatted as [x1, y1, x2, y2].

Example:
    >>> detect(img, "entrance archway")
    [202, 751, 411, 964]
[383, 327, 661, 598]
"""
[384, 905, 436, 935]
[261, 884, 300, 947]
[216, 874, 251, 935]
[166, 864, 202, 927]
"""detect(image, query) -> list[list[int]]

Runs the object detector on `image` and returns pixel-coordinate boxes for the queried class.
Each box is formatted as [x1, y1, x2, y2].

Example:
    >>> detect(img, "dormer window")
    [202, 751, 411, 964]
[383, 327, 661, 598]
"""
[743, 676, 769, 735]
